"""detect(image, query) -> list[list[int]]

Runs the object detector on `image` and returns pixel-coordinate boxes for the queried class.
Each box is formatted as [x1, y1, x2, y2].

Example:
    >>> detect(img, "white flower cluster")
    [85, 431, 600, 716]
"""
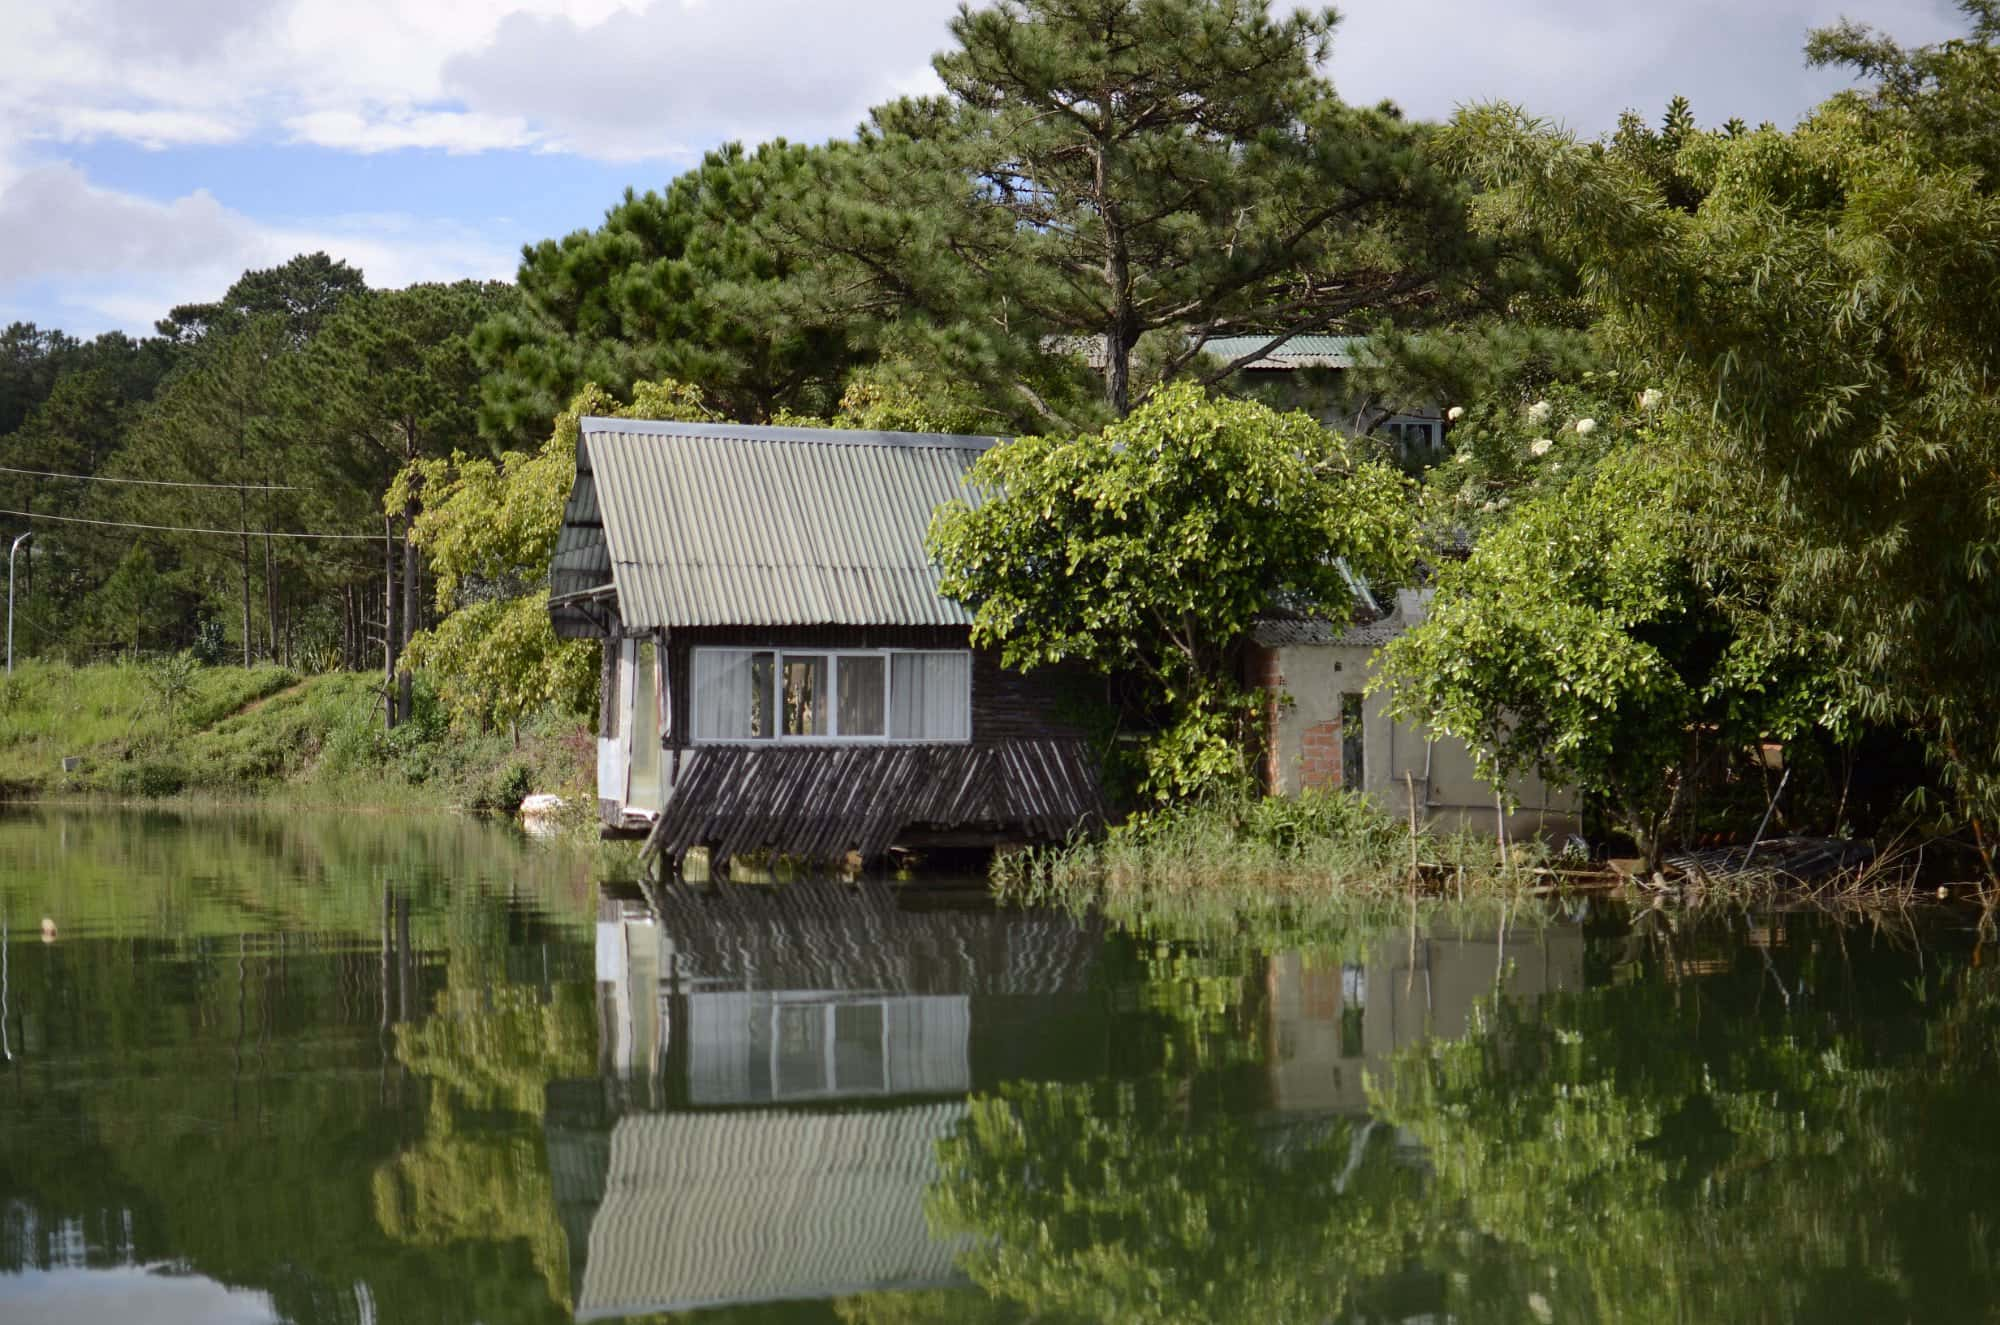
[1574, 417, 1597, 436]
[1446, 405, 1465, 422]
[1527, 400, 1552, 424]
[1529, 438, 1553, 457]
[1639, 388, 1663, 411]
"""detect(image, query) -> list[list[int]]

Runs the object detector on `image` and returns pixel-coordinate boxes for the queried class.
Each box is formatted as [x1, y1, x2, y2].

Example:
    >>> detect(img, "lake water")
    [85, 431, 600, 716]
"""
[1, 808, 1995, 1324]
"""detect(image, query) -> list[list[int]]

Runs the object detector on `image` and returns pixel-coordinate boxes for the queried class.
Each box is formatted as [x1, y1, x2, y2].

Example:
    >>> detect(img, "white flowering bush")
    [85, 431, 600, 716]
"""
[1415, 371, 1651, 538]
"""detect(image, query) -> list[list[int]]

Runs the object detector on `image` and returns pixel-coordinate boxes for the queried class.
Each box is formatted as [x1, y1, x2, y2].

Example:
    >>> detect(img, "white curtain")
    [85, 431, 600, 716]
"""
[891, 652, 971, 741]
[693, 650, 769, 740]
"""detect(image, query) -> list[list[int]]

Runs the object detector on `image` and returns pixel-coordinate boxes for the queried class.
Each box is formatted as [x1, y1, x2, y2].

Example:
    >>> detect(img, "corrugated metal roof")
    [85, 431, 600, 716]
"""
[575, 418, 998, 629]
[1199, 335, 1366, 369]
[576, 1105, 968, 1318]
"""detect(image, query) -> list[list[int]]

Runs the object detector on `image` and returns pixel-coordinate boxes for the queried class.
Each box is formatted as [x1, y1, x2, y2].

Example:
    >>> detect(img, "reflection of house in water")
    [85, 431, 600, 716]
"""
[551, 883, 1108, 1320]
[1265, 921, 1586, 1115]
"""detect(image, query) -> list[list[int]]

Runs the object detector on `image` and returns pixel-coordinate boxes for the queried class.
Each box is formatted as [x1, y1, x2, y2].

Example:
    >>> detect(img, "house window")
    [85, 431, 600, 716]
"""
[691, 648, 971, 744]
[1340, 692, 1365, 788]
[1383, 417, 1442, 455]
[771, 999, 888, 1098]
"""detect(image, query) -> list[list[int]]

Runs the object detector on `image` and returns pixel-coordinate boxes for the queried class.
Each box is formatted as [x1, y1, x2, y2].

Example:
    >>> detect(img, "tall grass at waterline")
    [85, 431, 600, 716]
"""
[995, 788, 1564, 944]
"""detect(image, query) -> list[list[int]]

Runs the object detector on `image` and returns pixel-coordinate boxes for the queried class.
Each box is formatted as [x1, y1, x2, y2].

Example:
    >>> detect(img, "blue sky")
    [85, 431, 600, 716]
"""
[0, 0, 1968, 337]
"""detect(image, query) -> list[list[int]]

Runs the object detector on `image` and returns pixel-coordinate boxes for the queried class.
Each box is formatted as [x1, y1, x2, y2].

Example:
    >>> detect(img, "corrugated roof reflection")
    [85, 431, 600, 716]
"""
[576, 1105, 967, 1319]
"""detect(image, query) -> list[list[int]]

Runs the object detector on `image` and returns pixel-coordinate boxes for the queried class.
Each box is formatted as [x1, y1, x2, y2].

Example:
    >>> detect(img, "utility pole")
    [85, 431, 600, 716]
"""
[7, 532, 30, 675]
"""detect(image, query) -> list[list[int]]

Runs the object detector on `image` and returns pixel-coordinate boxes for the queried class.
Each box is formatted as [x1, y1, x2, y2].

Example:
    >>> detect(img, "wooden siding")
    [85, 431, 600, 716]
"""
[646, 739, 1104, 867]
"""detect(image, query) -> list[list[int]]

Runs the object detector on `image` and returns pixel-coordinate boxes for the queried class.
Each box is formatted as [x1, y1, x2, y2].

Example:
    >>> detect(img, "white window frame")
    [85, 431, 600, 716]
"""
[689, 646, 973, 746]
[1382, 415, 1444, 455]
[768, 995, 891, 1099]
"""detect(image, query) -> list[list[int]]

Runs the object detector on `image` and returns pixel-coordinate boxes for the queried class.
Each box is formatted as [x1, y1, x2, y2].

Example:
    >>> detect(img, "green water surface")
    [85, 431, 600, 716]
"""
[0, 807, 1994, 1324]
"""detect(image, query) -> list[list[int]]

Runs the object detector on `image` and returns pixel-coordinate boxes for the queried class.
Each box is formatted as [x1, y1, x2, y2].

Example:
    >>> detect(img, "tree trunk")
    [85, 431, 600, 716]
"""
[383, 517, 398, 731]
[1096, 124, 1135, 417]
[398, 504, 417, 725]
[238, 483, 252, 668]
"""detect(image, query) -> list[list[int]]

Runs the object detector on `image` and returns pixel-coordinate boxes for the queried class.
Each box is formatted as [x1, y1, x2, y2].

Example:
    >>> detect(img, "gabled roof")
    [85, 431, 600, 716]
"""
[551, 418, 999, 634]
[1198, 334, 1366, 369]
[1052, 332, 1367, 371]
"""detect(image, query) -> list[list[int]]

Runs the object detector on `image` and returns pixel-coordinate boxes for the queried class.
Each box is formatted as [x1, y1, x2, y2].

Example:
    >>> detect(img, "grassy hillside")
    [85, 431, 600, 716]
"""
[0, 660, 594, 813]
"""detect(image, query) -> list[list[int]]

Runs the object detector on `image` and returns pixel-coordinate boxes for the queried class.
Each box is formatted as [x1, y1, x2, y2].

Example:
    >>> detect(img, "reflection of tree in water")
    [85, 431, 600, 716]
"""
[928, 1076, 1426, 1324]
[921, 913, 2000, 1325]
[373, 955, 597, 1315]
[1375, 924, 2000, 1324]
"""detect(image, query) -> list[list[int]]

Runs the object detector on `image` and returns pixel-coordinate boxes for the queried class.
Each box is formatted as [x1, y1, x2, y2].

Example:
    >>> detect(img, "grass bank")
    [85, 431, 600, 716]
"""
[995, 789, 1570, 940]
[0, 660, 594, 816]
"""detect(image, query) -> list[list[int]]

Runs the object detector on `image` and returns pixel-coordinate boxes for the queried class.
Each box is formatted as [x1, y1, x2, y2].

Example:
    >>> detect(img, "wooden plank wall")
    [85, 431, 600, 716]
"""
[648, 738, 1105, 867]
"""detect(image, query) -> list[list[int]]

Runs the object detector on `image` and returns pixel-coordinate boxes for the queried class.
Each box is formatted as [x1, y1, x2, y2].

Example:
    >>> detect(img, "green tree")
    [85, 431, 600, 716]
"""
[156, 251, 367, 346]
[289, 281, 517, 719]
[1438, 2, 2000, 868]
[1381, 414, 1833, 868]
[112, 317, 294, 666]
[0, 322, 82, 437]
[476, 142, 864, 443]
[396, 379, 719, 737]
[781, 0, 1470, 419]
[930, 382, 1415, 801]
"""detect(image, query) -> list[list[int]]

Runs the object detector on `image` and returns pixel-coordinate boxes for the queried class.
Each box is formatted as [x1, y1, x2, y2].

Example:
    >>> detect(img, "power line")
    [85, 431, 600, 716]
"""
[0, 509, 382, 541]
[0, 465, 298, 491]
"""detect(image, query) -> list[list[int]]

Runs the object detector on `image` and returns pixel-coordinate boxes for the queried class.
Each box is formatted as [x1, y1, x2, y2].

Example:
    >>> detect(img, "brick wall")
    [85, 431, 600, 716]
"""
[1299, 719, 1342, 790]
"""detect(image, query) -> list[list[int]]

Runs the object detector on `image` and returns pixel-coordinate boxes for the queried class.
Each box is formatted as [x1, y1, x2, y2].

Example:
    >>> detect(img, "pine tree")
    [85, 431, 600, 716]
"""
[773, 0, 1473, 417]
[475, 142, 866, 442]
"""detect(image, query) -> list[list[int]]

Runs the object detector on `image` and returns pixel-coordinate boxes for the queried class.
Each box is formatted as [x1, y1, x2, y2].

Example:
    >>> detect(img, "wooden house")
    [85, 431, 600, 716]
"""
[548, 417, 1103, 868]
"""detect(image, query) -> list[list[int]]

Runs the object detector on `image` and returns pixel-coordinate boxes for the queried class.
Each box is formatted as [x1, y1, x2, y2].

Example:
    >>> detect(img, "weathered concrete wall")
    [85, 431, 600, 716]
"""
[1253, 621, 1582, 842]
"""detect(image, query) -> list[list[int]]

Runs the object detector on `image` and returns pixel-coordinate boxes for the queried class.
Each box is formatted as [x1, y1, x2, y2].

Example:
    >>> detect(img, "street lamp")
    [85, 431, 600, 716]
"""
[7, 531, 30, 675]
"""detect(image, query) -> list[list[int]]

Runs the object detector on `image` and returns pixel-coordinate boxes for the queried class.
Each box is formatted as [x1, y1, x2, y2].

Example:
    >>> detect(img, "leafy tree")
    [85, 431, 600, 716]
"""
[112, 316, 295, 665]
[156, 251, 367, 346]
[1438, 3, 2000, 868]
[782, 0, 1472, 418]
[90, 543, 177, 651]
[476, 143, 864, 442]
[289, 281, 517, 719]
[1381, 408, 1835, 868]
[930, 382, 1415, 801]
[396, 379, 719, 737]
[0, 322, 82, 436]
[142, 648, 201, 733]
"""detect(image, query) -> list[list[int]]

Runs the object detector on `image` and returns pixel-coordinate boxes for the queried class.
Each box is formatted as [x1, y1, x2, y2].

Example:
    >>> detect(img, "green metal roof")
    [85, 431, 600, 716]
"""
[553, 418, 999, 632]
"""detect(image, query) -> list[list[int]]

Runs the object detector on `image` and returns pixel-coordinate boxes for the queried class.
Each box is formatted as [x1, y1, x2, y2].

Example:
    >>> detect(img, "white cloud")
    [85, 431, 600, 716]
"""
[440, 0, 961, 160]
[1325, 0, 1967, 132]
[0, 0, 1974, 165]
[0, 161, 515, 332]
[285, 108, 541, 155]
[49, 108, 246, 149]
[0, 0, 960, 164]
